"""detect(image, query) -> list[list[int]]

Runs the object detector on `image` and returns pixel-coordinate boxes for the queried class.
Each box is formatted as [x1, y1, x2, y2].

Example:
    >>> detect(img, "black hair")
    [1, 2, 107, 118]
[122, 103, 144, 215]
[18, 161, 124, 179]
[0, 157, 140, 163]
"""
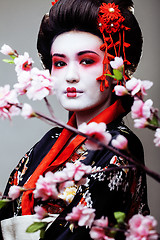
[37, 0, 143, 75]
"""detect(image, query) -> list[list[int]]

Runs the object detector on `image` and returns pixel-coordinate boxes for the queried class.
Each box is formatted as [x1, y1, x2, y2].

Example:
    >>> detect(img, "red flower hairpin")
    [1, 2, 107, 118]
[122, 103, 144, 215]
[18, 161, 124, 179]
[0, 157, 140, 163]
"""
[97, 3, 131, 91]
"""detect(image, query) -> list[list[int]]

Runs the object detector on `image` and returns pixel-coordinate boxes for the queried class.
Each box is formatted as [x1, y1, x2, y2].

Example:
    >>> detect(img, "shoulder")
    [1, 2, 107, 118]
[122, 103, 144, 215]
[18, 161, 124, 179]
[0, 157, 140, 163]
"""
[34, 127, 62, 147]
[32, 127, 63, 155]
[37, 127, 63, 143]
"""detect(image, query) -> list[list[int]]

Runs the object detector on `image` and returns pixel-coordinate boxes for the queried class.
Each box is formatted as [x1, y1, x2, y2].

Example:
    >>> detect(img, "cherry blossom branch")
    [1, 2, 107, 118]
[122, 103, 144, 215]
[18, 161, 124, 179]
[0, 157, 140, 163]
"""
[2, 164, 135, 204]
[35, 111, 160, 182]
[4, 161, 159, 239]
[11, 102, 160, 183]
[44, 97, 55, 119]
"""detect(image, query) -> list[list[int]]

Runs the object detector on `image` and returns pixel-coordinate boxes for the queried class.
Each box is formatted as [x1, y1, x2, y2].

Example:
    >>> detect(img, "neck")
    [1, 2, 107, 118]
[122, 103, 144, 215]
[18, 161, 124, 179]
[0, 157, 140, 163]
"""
[75, 100, 112, 127]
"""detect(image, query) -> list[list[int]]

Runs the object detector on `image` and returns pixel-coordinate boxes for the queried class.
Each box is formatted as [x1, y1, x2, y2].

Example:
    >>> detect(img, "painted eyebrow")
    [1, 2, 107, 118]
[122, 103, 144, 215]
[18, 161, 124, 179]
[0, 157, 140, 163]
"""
[52, 53, 66, 58]
[52, 51, 99, 58]
[77, 50, 99, 56]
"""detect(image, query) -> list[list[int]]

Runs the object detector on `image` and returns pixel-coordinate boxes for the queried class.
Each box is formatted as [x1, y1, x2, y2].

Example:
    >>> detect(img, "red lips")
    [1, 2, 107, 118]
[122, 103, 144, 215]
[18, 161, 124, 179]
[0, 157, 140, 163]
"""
[67, 87, 77, 93]
[67, 87, 77, 97]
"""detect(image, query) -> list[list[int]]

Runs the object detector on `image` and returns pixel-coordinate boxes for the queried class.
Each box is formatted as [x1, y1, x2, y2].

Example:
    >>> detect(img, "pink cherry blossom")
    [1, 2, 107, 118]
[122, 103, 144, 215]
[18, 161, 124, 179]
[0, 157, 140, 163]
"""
[8, 185, 22, 200]
[52, 170, 74, 193]
[51, 170, 69, 183]
[114, 85, 128, 96]
[78, 122, 112, 150]
[140, 80, 153, 95]
[131, 100, 143, 119]
[0, 44, 15, 55]
[131, 99, 153, 119]
[65, 205, 95, 228]
[111, 135, 128, 150]
[126, 77, 153, 96]
[0, 85, 20, 120]
[125, 214, 158, 240]
[26, 68, 54, 100]
[14, 52, 33, 75]
[142, 99, 153, 119]
[58, 180, 74, 194]
[110, 57, 124, 70]
[65, 162, 92, 181]
[153, 128, 160, 147]
[51, 162, 91, 192]
[21, 103, 35, 119]
[34, 206, 48, 219]
[0, 105, 20, 120]
[90, 216, 114, 240]
[14, 71, 32, 95]
[134, 118, 149, 129]
[34, 171, 59, 201]
[0, 85, 18, 106]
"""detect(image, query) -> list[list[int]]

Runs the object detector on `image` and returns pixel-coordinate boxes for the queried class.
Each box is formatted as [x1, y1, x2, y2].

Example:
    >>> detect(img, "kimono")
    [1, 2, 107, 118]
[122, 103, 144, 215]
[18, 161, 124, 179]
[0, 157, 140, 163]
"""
[0, 118, 149, 240]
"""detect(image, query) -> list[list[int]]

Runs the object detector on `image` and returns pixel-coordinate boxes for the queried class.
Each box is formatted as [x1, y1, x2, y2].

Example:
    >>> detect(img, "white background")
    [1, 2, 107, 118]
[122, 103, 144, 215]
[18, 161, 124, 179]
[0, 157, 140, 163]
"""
[0, 0, 160, 230]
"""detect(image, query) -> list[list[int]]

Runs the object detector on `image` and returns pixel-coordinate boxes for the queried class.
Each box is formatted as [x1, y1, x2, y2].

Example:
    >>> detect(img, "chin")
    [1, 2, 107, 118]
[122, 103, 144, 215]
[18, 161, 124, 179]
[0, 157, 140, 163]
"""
[60, 102, 89, 112]
[62, 104, 101, 113]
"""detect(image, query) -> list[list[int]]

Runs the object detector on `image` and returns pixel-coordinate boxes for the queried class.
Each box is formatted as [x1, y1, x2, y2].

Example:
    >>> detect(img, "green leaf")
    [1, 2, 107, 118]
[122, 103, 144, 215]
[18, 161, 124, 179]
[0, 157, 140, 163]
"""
[113, 69, 123, 81]
[10, 55, 17, 60]
[149, 115, 159, 127]
[26, 222, 48, 233]
[114, 212, 126, 224]
[2, 59, 15, 64]
[0, 199, 10, 209]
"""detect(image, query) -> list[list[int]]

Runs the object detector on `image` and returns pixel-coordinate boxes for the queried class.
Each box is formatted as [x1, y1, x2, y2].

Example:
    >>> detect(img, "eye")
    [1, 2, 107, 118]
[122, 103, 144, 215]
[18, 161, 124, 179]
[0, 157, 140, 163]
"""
[53, 61, 67, 68]
[80, 59, 95, 65]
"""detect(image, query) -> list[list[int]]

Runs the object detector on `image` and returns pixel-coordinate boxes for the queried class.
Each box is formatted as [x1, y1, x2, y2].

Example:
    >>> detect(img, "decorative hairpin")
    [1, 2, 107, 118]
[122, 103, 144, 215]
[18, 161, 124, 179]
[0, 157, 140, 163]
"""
[97, 2, 131, 91]
[51, 0, 59, 6]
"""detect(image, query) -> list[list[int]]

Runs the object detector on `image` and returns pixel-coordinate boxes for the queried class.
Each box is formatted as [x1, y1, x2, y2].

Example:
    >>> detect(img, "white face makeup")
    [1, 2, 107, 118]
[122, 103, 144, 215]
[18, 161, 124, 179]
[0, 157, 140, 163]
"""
[51, 31, 112, 114]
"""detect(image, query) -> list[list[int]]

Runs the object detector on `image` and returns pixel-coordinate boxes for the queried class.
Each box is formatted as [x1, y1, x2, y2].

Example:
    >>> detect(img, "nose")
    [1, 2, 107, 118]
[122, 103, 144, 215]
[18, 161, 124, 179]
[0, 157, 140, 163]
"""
[65, 62, 79, 83]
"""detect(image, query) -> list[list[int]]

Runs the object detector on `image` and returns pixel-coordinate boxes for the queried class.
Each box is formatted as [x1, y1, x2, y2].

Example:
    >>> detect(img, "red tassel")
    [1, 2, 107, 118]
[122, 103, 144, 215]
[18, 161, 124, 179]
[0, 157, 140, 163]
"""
[105, 80, 109, 88]
[100, 81, 104, 92]
[118, 31, 121, 57]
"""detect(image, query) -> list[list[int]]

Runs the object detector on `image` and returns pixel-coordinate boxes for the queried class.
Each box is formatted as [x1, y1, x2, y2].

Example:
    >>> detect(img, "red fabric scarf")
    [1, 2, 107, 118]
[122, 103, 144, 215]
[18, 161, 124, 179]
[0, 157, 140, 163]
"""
[21, 99, 126, 215]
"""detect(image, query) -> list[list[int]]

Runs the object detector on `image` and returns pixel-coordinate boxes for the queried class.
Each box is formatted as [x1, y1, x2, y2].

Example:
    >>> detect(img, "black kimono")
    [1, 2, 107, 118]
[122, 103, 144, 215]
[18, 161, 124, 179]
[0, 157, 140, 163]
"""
[0, 118, 149, 240]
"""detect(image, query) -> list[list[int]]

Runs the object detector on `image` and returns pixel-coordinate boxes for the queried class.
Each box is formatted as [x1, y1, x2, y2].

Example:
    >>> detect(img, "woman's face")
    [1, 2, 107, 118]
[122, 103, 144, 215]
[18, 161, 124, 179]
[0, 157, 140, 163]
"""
[51, 31, 112, 113]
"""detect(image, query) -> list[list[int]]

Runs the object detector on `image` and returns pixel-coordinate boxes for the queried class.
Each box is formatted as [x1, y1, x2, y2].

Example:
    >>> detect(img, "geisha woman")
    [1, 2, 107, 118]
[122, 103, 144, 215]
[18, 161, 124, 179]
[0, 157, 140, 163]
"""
[0, 0, 150, 239]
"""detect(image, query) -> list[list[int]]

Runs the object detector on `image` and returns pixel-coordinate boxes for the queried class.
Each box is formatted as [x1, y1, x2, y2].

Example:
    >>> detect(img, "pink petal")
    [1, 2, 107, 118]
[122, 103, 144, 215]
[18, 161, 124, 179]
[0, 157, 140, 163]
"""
[114, 85, 128, 96]
[111, 135, 128, 150]
[8, 186, 22, 200]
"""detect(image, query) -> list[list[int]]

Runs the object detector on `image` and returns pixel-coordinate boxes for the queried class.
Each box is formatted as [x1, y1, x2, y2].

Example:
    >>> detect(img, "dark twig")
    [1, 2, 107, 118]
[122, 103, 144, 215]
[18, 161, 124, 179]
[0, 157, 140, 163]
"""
[35, 111, 160, 183]
[44, 97, 55, 119]
[12, 103, 160, 183]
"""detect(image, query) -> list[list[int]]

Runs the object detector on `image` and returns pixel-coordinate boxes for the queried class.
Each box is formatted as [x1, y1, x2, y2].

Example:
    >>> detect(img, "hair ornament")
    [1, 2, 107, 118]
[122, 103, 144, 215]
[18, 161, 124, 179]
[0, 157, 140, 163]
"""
[51, 0, 59, 6]
[97, 2, 131, 91]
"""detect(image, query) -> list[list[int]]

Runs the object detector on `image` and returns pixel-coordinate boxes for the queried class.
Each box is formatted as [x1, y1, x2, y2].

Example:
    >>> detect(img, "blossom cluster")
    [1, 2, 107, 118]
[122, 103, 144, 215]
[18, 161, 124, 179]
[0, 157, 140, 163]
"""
[8, 161, 92, 202]
[110, 57, 160, 147]
[0, 84, 20, 120]
[33, 162, 92, 201]
[78, 122, 112, 150]
[125, 214, 158, 240]
[7, 163, 159, 240]
[33, 203, 159, 239]
[0, 44, 55, 120]
[65, 205, 158, 240]
[78, 122, 129, 151]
